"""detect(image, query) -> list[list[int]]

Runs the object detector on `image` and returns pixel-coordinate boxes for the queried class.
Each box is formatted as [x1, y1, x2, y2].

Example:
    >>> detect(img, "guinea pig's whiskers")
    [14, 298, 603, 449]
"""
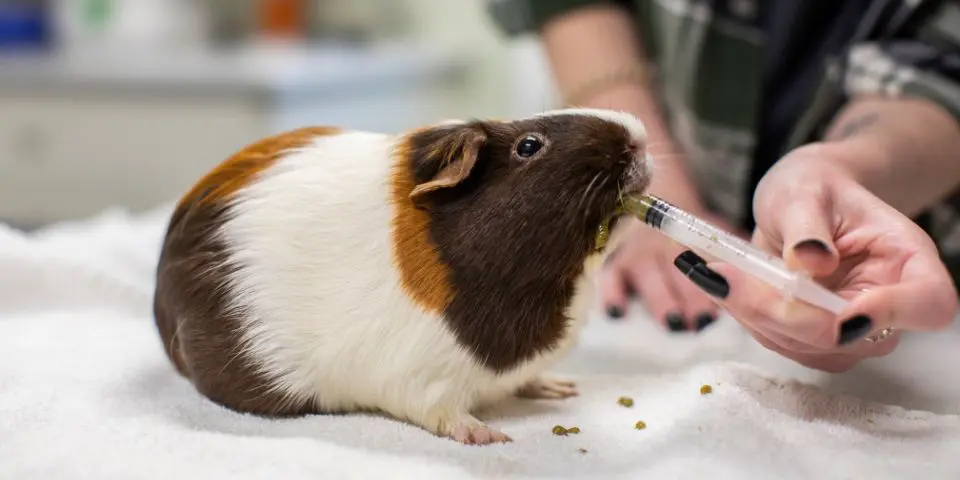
[578, 172, 613, 228]
[576, 171, 605, 214]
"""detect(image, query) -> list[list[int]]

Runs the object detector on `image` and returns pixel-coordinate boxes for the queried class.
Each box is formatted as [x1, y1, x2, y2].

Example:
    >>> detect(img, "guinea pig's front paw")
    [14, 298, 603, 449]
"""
[422, 409, 512, 445]
[516, 376, 579, 400]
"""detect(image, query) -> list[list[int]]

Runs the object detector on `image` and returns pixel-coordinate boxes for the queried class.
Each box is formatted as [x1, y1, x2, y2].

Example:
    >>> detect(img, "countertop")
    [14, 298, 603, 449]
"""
[0, 42, 468, 97]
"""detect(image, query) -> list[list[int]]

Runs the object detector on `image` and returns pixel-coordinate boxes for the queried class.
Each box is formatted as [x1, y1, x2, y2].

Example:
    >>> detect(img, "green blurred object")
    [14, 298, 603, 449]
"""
[82, 0, 111, 30]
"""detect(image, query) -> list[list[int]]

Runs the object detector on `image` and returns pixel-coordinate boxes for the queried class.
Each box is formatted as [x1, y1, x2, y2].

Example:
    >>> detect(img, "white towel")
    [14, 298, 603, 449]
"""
[2, 205, 960, 480]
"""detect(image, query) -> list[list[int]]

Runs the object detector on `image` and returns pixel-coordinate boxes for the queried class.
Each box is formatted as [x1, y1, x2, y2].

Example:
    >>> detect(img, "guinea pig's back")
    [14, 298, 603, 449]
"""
[154, 127, 487, 417]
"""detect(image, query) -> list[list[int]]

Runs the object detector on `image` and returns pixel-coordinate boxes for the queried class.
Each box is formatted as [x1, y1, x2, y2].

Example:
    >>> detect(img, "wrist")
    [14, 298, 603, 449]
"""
[827, 138, 890, 188]
[778, 141, 871, 186]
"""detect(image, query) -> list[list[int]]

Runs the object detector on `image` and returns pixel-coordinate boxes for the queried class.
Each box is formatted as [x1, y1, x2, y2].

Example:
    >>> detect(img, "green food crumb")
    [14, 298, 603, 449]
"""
[552, 425, 580, 436]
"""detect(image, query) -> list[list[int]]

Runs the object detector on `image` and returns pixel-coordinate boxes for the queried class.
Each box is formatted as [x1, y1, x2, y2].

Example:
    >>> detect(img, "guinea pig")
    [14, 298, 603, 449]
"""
[152, 108, 652, 445]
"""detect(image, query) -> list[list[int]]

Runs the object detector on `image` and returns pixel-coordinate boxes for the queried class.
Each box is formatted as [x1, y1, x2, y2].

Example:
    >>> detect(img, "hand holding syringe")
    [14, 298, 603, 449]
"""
[606, 194, 849, 314]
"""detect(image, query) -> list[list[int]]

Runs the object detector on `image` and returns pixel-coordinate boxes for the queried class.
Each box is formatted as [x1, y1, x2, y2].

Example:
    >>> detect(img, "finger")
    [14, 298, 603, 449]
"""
[830, 327, 903, 359]
[674, 250, 864, 349]
[704, 256, 908, 363]
[841, 257, 959, 333]
[761, 193, 840, 278]
[667, 262, 720, 332]
[628, 254, 687, 333]
[739, 321, 869, 373]
[709, 260, 878, 347]
[695, 258, 828, 352]
[749, 323, 826, 354]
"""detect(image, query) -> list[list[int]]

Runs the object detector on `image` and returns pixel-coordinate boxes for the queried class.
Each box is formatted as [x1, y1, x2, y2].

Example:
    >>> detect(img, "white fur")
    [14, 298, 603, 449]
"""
[215, 130, 597, 438]
[531, 108, 649, 146]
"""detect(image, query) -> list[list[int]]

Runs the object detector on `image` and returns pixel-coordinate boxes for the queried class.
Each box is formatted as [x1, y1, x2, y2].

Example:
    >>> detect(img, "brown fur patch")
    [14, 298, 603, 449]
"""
[394, 114, 649, 373]
[389, 132, 457, 315]
[154, 125, 340, 417]
[177, 126, 341, 210]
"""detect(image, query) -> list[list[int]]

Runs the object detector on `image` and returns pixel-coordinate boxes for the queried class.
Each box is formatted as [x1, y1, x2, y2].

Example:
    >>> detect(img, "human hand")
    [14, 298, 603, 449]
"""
[600, 205, 749, 332]
[674, 142, 959, 372]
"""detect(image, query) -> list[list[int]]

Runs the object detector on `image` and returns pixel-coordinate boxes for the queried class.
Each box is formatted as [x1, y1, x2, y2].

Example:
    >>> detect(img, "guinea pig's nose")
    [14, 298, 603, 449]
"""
[626, 141, 641, 153]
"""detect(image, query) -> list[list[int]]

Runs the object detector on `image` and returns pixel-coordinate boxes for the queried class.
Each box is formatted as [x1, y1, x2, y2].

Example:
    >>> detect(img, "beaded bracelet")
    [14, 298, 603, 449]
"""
[563, 64, 649, 107]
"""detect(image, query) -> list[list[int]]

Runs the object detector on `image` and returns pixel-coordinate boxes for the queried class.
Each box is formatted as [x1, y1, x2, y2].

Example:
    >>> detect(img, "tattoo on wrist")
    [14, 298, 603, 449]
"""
[829, 112, 880, 140]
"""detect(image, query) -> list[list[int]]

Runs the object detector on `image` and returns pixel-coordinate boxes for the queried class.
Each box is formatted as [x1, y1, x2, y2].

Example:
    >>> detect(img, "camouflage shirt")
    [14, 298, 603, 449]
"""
[487, 0, 960, 286]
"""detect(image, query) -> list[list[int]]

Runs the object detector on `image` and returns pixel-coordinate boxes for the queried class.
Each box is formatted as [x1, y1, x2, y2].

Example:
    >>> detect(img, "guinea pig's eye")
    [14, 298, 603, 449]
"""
[515, 135, 543, 159]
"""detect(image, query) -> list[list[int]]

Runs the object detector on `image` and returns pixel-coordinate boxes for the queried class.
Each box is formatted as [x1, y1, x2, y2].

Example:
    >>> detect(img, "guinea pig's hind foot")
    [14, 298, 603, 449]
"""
[516, 376, 578, 400]
[425, 410, 512, 445]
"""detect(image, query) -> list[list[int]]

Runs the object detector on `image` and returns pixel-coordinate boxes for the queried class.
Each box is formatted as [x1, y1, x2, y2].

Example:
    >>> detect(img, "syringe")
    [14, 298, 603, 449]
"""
[610, 194, 850, 314]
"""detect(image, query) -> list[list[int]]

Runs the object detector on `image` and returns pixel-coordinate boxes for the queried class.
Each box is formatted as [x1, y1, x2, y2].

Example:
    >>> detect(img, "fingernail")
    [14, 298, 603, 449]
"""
[794, 239, 832, 254]
[673, 250, 730, 299]
[666, 312, 686, 332]
[695, 312, 715, 331]
[607, 305, 624, 319]
[837, 315, 873, 345]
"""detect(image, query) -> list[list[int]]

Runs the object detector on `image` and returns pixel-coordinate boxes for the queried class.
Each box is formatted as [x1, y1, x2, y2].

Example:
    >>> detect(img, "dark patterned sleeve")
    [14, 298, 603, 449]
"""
[840, 5, 960, 124]
[485, 0, 633, 37]
[790, 2, 960, 149]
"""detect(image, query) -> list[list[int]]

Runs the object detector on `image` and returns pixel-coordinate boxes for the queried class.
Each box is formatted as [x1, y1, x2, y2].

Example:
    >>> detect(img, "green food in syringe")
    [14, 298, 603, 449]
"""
[602, 194, 849, 314]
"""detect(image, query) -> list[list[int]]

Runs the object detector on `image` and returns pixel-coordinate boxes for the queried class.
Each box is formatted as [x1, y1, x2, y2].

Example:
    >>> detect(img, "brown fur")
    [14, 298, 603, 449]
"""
[154, 126, 340, 416]
[395, 115, 645, 373]
[389, 130, 458, 315]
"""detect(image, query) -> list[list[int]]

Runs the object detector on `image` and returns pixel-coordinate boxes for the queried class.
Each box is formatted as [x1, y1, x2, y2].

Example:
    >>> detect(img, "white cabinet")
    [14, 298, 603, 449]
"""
[0, 45, 466, 226]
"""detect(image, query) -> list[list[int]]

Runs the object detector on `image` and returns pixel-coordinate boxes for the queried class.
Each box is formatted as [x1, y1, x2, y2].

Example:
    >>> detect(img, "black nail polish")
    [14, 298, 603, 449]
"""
[673, 250, 730, 299]
[695, 312, 715, 331]
[674, 250, 705, 269]
[666, 312, 686, 332]
[838, 315, 873, 345]
[794, 239, 832, 254]
[607, 305, 624, 319]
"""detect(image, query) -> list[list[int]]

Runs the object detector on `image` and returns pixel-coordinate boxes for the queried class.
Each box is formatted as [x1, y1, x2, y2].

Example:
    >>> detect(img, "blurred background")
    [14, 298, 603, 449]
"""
[0, 0, 559, 228]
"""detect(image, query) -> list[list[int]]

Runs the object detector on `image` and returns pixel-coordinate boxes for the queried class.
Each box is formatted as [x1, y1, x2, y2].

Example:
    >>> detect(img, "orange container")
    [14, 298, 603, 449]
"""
[256, 0, 304, 38]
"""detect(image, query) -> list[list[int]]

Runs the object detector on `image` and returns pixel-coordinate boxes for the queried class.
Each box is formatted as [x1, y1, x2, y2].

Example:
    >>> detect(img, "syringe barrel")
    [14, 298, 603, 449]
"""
[634, 196, 792, 286]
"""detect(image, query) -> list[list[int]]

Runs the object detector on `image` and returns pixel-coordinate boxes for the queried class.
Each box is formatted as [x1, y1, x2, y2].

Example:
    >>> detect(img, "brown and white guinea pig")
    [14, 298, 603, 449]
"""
[152, 108, 652, 445]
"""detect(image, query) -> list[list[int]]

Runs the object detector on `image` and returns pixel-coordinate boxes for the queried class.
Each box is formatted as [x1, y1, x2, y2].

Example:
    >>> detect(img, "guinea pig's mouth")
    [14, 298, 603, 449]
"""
[594, 207, 628, 253]
[594, 167, 651, 252]
[594, 189, 648, 252]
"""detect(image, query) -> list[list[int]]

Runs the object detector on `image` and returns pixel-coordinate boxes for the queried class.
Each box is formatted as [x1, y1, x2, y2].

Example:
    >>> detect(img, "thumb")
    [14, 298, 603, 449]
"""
[765, 194, 840, 278]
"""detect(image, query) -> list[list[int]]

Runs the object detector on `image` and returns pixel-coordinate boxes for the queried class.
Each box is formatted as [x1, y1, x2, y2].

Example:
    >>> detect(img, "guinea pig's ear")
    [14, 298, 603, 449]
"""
[408, 123, 487, 207]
